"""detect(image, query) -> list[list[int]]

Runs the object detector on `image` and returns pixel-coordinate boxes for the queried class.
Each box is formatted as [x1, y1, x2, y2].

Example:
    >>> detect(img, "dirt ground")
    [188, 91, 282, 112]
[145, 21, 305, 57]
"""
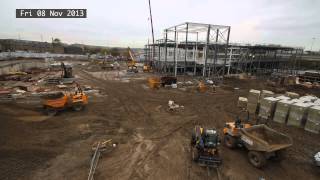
[0, 64, 319, 180]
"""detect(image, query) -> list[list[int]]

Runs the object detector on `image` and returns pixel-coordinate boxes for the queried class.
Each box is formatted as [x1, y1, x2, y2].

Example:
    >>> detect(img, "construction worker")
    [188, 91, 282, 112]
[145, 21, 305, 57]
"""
[235, 116, 242, 128]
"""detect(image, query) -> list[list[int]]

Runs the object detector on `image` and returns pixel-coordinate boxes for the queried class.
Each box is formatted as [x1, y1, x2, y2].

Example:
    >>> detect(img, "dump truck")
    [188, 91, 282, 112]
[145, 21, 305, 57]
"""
[191, 126, 222, 167]
[223, 122, 292, 168]
[42, 85, 88, 116]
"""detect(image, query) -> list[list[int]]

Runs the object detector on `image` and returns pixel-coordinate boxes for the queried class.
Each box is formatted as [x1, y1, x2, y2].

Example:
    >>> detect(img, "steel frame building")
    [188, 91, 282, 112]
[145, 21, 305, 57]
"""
[145, 22, 304, 79]
[147, 22, 231, 78]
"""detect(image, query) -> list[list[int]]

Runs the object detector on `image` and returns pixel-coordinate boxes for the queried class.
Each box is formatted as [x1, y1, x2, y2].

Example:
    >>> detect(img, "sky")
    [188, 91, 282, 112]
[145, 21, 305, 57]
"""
[0, 0, 319, 50]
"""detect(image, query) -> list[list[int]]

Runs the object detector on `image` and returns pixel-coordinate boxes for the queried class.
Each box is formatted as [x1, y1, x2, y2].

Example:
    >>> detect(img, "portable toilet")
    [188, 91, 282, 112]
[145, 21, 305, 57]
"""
[258, 97, 279, 120]
[247, 89, 261, 114]
[305, 105, 320, 134]
[273, 99, 294, 124]
[287, 102, 312, 127]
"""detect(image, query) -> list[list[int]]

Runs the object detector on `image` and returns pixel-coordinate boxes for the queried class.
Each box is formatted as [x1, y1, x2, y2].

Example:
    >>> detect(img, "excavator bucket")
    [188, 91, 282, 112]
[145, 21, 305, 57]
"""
[198, 155, 222, 167]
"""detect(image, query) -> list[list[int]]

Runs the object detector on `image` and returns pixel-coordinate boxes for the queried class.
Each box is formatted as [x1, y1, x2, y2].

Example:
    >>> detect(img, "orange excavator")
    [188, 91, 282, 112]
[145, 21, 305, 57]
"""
[42, 84, 88, 116]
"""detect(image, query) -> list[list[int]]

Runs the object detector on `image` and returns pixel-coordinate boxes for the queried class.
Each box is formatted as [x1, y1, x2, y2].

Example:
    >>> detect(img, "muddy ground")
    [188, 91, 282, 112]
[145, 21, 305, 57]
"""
[0, 65, 319, 180]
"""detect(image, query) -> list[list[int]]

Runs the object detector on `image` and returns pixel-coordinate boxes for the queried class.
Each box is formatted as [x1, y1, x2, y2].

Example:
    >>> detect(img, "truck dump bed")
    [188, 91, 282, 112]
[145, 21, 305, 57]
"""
[240, 125, 292, 152]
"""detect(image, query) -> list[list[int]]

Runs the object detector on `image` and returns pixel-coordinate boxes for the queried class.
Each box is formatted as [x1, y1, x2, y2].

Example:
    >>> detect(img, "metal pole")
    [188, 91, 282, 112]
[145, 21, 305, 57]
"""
[227, 47, 232, 75]
[258, 53, 261, 75]
[212, 29, 219, 78]
[194, 32, 198, 76]
[164, 30, 168, 73]
[184, 23, 189, 77]
[222, 27, 231, 81]
[174, 27, 178, 77]
[204, 25, 211, 77]
[158, 40, 161, 72]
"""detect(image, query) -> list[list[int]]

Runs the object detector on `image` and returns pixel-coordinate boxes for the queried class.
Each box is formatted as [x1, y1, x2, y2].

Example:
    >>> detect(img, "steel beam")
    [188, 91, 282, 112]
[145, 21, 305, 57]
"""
[203, 25, 211, 77]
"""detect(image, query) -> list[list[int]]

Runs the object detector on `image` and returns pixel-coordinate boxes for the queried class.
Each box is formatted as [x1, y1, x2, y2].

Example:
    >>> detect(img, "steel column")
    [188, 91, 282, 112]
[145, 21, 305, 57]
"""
[204, 25, 211, 77]
[222, 27, 231, 80]
[184, 23, 189, 76]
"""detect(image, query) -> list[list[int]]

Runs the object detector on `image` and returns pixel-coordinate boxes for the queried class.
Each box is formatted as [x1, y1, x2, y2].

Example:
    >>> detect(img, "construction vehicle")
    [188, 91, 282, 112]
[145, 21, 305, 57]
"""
[100, 60, 114, 70]
[160, 76, 177, 87]
[127, 47, 138, 73]
[143, 61, 153, 72]
[223, 120, 292, 168]
[61, 62, 73, 78]
[191, 125, 222, 167]
[197, 81, 207, 93]
[42, 85, 88, 116]
[143, 64, 152, 72]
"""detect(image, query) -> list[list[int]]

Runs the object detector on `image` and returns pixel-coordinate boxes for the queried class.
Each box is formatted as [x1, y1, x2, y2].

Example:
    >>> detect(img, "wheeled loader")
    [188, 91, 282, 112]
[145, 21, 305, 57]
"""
[191, 125, 222, 167]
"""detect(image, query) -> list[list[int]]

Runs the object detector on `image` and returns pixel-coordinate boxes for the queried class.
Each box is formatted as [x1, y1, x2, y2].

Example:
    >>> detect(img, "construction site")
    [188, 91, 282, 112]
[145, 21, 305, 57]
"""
[1, 1, 320, 180]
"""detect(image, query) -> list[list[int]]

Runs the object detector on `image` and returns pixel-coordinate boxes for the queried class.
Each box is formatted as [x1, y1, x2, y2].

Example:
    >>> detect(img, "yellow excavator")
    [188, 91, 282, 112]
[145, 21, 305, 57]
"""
[143, 62, 153, 73]
[127, 47, 138, 73]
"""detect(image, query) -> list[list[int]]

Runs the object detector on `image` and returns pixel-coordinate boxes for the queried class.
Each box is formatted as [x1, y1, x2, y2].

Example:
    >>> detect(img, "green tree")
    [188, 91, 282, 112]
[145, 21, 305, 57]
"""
[52, 38, 61, 44]
[100, 48, 109, 55]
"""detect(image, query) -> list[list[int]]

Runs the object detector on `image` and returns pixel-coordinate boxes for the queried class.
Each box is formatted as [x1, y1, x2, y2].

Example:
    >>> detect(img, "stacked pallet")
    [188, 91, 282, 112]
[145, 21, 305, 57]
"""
[287, 102, 312, 127]
[237, 97, 248, 109]
[258, 97, 279, 120]
[314, 99, 320, 105]
[247, 89, 261, 114]
[273, 99, 294, 124]
[299, 95, 318, 103]
[260, 90, 274, 99]
[276, 95, 291, 101]
[285, 92, 300, 99]
[305, 106, 320, 134]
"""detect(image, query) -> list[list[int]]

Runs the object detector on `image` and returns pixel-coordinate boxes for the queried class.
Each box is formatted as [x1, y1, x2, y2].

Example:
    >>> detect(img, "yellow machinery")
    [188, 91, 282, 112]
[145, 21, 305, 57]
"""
[42, 85, 88, 116]
[223, 119, 292, 168]
[127, 47, 138, 73]
[197, 81, 207, 93]
[223, 120, 251, 148]
[191, 125, 222, 167]
[148, 77, 160, 89]
[143, 64, 152, 72]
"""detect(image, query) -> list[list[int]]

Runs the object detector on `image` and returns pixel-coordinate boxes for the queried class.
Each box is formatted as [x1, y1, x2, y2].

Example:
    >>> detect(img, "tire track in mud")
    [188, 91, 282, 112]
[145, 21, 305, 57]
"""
[79, 70, 153, 123]
[185, 96, 225, 180]
[78, 70, 184, 179]
[78, 70, 225, 179]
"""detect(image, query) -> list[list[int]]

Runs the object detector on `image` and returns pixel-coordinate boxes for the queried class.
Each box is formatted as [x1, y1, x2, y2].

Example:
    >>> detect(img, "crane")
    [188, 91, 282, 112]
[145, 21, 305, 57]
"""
[127, 47, 138, 73]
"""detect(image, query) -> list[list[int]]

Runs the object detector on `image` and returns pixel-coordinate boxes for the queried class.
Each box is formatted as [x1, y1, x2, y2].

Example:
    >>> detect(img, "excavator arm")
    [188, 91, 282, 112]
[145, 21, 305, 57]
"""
[127, 47, 136, 67]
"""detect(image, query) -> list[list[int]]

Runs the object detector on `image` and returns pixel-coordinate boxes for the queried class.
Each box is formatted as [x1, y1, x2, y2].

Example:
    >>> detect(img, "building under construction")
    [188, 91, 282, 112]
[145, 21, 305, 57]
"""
[145, 22, 305, 79]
